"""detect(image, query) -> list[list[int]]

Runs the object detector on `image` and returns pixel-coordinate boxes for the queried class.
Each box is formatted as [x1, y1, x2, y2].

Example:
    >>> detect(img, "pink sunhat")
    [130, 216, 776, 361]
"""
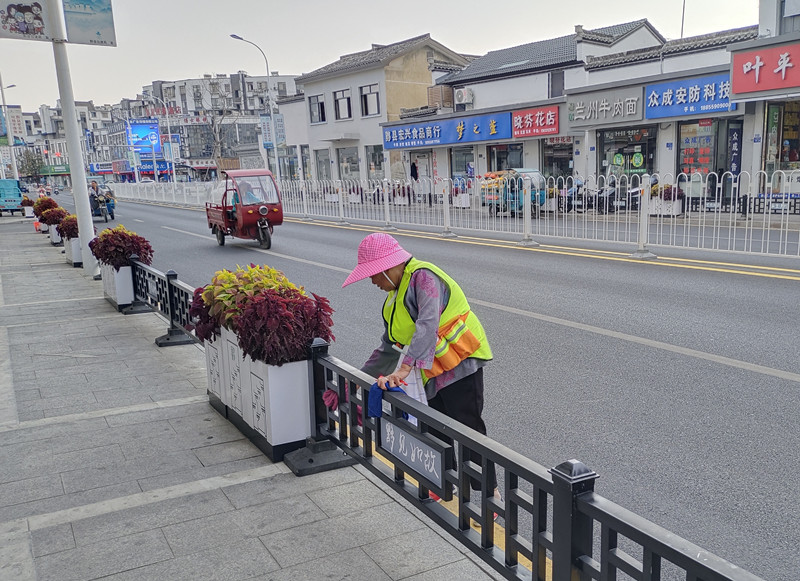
[342, 233, 412, 287]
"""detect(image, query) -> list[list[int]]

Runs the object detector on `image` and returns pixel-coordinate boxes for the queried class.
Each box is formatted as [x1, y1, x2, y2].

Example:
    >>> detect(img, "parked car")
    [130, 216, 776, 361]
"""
[139, 178, 155, 184]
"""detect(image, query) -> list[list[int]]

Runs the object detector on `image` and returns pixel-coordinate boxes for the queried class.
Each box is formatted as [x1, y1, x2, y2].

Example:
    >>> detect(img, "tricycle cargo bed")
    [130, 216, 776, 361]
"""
[205, 203, 228, 226]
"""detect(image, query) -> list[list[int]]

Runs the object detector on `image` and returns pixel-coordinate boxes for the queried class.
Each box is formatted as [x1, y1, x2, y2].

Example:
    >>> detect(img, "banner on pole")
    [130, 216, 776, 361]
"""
[0, 2, 53, 41]
[63, 0, 117, 47]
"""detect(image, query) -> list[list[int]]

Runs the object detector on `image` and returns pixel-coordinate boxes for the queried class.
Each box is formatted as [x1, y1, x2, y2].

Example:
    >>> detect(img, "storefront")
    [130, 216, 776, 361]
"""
[542, 136, 574, 178]
[383, 112, 513, 183]
[511, 104, 568, 179]
[731, 39, 800, 188]
[645, 72, 741, 202]
[567, 85, 650, 181]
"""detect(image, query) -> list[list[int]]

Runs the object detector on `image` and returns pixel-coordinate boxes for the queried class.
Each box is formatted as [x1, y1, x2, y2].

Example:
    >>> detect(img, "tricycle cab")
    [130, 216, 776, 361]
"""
[205, 169, 283, 249]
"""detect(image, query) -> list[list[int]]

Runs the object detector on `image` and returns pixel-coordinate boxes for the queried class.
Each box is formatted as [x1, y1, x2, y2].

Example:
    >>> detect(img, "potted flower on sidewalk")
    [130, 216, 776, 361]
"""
[20, 196, 35, 218]
[649, 183, 685, 217]
[56, 214, 84, 267]
[32, 197, 58, 233]
[40, 207, 69, 245]
[190, 263, 334, 460]
[88, 224, 154, 310]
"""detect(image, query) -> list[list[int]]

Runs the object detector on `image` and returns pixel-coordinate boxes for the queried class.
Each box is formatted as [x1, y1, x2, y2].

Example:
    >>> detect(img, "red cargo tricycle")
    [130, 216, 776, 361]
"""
[205, 169, 283, 249]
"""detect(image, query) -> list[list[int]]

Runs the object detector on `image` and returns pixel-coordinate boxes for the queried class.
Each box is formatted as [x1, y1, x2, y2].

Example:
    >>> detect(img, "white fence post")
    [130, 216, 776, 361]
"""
[382, 180, 395, 231]
[519, 178, 539, 247]
[440, 179, 455, 238]
[631, 174, 657, 259]
[336, 180, 347, 224]
[301, 181, 311, 221]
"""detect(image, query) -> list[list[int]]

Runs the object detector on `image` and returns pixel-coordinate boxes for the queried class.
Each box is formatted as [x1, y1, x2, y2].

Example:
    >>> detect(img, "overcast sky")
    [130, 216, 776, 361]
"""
[2, 0, 760, 113]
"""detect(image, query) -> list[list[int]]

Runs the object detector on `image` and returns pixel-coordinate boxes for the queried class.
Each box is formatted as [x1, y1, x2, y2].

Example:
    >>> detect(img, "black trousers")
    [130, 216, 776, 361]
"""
[427, 368, 497, 491]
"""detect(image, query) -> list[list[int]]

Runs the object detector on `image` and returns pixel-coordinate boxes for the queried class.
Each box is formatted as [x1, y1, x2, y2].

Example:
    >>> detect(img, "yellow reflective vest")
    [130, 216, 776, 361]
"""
[382, 258, 492, 382]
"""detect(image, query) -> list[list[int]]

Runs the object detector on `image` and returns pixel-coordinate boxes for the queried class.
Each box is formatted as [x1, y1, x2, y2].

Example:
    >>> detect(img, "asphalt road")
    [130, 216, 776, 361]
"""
[60, 193, 799, 580]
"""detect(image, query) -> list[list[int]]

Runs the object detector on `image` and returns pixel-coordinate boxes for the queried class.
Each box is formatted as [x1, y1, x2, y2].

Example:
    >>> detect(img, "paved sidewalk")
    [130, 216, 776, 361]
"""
[0, 216, 502, 581]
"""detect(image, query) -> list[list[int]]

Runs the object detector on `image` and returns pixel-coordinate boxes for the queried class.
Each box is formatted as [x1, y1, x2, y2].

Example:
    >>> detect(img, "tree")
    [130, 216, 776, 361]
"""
[18, 149, 44, 180]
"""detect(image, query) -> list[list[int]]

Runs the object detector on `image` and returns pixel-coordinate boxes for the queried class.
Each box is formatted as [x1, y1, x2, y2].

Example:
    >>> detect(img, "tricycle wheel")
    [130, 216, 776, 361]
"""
[488, 204, 497, 216]
[216, 228, 226, 246]
[102, 208, 108, 223]
[258, 226, 271, 249]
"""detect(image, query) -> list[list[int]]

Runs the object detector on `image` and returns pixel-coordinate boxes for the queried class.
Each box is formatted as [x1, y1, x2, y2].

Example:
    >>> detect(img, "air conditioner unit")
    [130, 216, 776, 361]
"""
[454, 88, 473, 105]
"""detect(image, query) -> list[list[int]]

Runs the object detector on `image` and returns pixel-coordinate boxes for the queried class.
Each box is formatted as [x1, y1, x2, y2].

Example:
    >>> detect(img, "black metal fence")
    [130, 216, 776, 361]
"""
[128, 261, 763, 581]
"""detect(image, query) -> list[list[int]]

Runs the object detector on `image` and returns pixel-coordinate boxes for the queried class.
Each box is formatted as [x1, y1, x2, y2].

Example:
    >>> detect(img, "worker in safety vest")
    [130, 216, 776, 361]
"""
[343, 232, 498, 498]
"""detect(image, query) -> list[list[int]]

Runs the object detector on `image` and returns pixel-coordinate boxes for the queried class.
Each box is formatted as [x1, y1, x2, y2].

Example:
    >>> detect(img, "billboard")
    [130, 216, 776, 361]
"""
[127, 118, 161, 155]
[645, 74, 736, 119]
[383, 112, 513, 150]
[0, 2, 53, 41]
[63, 0, 117, 47]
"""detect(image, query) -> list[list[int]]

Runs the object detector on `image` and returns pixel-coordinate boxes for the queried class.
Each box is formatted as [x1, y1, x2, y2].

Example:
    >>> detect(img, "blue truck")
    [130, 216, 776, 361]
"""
[0, 179, 23, 216]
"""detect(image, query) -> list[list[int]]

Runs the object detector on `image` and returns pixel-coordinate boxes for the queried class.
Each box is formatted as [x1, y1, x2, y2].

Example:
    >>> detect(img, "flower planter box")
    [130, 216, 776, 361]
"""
[208, 327, 312, 462]
[347, 193, 363, 204]
[452, 192, 470, 208]
[24, 206, 34, 218]
[649, 198, 683, 217]
[39, 222, 49, 233]
[544, 198, 558, 213]
[64, 238, 82, 267]
[101, 262, 134, 310]
[49, 226, 62, 245]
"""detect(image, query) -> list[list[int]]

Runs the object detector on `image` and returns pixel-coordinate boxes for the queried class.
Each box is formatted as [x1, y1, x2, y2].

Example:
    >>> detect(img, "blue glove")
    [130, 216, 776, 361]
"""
[367, 382, 408, 418]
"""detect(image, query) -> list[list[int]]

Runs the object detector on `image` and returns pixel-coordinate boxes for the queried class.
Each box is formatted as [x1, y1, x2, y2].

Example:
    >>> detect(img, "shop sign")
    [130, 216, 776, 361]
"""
[512, 105, 559, 138]
[645, 74, 736, 119]
[111, 160, 130, 173]
[728, 127, 742, 176]
[182, 116, 211, 125]
[41, 164, 70, 175]
[731, 42, 800, 95]
[383, 113, 512, 149]
[567, 87, 643, 128]
[545, 136, 573, 145]
[139, 160, 173, 172]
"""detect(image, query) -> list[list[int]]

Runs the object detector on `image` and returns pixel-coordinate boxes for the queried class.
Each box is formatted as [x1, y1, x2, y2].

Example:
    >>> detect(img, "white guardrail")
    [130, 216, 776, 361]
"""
[112, 172, 800, 257]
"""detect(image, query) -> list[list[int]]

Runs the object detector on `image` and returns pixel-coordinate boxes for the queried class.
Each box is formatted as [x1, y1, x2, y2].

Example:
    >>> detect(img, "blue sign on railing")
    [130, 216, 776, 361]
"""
[645, 74, 737, 119]
[383, 112, 512, 149]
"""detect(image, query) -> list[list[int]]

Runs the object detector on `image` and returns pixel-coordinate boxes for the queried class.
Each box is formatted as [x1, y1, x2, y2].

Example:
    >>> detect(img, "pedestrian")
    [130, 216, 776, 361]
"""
[342, 232, 500, 501]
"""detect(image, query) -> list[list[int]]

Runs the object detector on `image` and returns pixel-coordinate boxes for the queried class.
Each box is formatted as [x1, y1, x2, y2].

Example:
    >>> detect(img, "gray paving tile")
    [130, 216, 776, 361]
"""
[402, 557, 502, 580]
[105, 402, 211, 427]
[259, 502, 426, 568]
[0, 480, 142, 523]
[249, 547, 391, 581]
[30, 522, 75, 558]
[15, 388, 41, 402]
[193, 439, 262, 467]
[61, 449, 202, 493]
[161, 512, 247, 557]
[17, 409, 44, 422]
[0, 474, 63, 507]
[231, 494, 327, 537]
[307, 479, 392, 518]
[0, 417, 109, 447]
[137, 455, 271, 492]
[47, 420, 176, 456]
[100, 537, 279, 581]
[363, 527, 465, 580]
[222, 467, 363, 510]
[71, 489, 234, 546]
[119, 426, 245, 461]
[33, 528, 173, 581]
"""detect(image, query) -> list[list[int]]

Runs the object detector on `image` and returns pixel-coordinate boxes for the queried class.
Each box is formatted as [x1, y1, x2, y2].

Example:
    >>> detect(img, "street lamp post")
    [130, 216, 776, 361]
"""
[0, 72, 19, 180]
[147, 93, 178, 198]
[230, 34, 281, 180]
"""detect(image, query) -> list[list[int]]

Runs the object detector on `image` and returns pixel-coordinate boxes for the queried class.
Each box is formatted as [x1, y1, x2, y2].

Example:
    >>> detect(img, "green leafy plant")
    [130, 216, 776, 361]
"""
[235, 287, 334, 366]
[56, 214, 79, 239]
[88, 224, 153, 271]
[650, 184, 685, 201]
[40, 207, 69, 226]
[32, 196, 58, 218]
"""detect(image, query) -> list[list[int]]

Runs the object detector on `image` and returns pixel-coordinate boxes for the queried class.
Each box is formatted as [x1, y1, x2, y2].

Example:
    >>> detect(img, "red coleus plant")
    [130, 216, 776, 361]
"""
[88, 224, 153, 271]
[189, 286, 219, 343]
[40, 206, 69, 226]
[20, 196, 34, 207]
[32, 196, 58, 218]
[235, 287, 334, 366]
[56, 214, 79, 239]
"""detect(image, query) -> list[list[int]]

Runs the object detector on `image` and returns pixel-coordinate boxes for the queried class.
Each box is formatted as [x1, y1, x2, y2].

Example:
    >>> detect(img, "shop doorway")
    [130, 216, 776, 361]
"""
[412, 152, 432, 204]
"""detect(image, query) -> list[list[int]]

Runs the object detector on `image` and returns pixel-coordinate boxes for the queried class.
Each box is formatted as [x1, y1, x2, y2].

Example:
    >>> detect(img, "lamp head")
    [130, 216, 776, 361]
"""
[230, 34, 243, 41]
[5, 84, 16, 89]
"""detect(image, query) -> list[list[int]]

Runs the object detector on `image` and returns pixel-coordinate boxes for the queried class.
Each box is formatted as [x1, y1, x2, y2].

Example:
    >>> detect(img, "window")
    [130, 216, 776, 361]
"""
[277, 82, 287, 97]
[365, 145, 383, 180]
[315, 149, 331, 180]
[246, 82, 254, 91]
[549, 70, 564, 98]
[337, 146, 359, 179]
[487, 144, 523, 171]
[334, 89, 352, 120]
[360, 84, 380, 116]
[309, 95, 326, 124]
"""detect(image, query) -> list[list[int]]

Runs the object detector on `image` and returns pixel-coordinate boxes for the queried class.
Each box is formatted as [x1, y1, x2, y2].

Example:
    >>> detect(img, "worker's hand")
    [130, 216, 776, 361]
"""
[378, 365, 411, 389]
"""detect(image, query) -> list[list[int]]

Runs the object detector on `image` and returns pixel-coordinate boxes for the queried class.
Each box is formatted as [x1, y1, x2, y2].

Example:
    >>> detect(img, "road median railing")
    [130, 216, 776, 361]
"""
[121, 252, 763, 581]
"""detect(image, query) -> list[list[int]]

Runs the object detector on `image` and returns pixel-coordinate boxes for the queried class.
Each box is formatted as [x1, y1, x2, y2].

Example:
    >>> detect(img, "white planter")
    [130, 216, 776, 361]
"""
[39, 222, 49, 233]
[24, 206, 34, 218]
[649, 198, 683, 216]
[204, 335, 224, 403]
[348, 193, 362, 204]
[101, 263, 134, 309]
[393, 195, 409, 206]
[247, 357, 312, 446]
[544, 198, 558, 212]
[324, 193, 339, 202]
[220, 327, 250, 425]
[64, 238, 82, 266]
[49, 226, 62, 245]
